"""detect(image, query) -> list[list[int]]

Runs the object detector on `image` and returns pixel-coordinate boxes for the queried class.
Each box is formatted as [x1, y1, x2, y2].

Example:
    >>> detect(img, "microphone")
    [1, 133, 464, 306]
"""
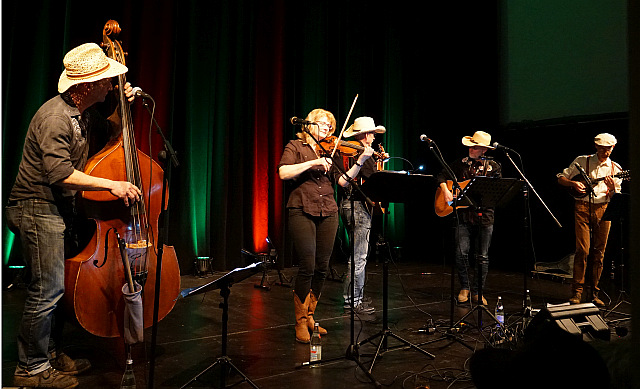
[574, 162, 594, 196]
[132, 87, 152, 99]
[419, 134, 433, 144]
[492, 142, 517, 153]
[574, 162, 592, 184]
[290, 117, 315, 126]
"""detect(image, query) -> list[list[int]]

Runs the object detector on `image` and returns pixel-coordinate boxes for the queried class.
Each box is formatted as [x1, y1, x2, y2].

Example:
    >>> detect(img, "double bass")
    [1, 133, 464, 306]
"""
[64, 21, 181, 338]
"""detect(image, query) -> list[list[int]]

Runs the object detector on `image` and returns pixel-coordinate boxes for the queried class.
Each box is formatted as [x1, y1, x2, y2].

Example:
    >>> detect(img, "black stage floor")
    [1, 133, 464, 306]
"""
[2, 259, 633, 389]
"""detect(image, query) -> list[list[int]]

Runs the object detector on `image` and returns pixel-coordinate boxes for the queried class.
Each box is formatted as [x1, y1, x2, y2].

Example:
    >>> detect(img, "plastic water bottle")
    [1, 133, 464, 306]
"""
[120, 358, 136, 389]
[495, 296, 505, 326]
[523, 290, 533, 327]
[310, 322, 322, 363]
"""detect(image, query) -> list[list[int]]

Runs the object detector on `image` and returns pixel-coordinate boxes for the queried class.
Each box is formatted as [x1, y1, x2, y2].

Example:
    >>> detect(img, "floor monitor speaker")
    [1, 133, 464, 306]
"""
[526, 302, 610, 342]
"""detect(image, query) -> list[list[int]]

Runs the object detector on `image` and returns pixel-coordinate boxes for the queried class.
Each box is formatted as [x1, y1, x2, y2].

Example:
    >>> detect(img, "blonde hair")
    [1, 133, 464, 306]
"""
[296, 108, 336, 143]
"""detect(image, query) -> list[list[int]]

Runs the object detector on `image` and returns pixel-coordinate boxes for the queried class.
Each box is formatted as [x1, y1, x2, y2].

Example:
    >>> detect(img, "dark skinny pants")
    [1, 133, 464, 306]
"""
[288, 208, 339, 302]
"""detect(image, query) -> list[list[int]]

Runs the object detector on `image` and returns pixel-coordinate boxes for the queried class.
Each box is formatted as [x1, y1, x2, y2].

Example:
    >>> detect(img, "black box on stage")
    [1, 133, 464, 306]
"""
[525, 303, 610, 342]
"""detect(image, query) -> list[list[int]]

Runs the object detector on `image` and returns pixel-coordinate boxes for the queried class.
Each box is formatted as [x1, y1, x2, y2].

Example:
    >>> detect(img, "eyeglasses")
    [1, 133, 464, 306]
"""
[316, 122, 333, 130]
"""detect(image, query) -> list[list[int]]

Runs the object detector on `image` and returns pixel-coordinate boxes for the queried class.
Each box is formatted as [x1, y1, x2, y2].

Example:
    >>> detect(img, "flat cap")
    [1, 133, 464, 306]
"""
[594, 133, 617, 147]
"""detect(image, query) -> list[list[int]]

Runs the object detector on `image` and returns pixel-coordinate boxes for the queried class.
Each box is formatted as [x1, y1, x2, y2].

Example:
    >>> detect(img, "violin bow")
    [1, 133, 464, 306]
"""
[330, 94, 358, 159]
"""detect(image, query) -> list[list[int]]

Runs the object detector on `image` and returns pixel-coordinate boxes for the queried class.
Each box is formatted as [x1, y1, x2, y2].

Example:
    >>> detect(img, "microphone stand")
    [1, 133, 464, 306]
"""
[503, 151, 561, 228]
[499, 150, 561, 329]
[418, 139, 475, 351]
[297, 126, 379, 387]
[140, 97, 180, 389]
[575, 160, 596, 303]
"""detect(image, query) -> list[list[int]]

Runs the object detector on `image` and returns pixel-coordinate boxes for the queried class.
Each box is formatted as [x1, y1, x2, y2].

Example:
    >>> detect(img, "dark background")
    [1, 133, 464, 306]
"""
[1, 1, 631, 278]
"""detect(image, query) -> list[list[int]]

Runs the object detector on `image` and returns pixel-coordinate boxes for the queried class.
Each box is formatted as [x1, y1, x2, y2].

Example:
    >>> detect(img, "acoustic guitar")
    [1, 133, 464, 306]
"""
[565, 170, 631, 198]
[434, 179, 471, 217]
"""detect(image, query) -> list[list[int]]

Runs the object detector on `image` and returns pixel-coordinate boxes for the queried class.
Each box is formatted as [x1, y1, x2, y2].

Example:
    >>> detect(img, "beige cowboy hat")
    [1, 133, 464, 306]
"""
[343, 117, 386, 138]
[461, 131, 495, 149]
[58, 43, 128, 93]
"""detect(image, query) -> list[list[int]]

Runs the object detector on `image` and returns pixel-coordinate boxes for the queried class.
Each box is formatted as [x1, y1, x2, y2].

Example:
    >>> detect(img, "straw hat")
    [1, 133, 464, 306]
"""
[461, 131, 494, 149]
[594, 133, 617, 147]
[343, 117, 386, 138]
[58, 43, 128, 93]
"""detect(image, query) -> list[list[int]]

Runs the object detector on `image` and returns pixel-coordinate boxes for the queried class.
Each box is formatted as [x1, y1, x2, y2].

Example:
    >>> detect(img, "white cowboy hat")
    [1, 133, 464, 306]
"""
[58, 43, 128, 93]
[343, 117, 386, 138]
[594, 133, 617, 147]
[461, 131, 494, 149]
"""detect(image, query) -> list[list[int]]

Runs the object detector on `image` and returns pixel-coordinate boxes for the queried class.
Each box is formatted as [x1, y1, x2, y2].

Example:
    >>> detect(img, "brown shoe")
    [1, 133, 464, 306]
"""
[569, 292, 582, 304]
[14, 367, 79, 388]
[591, 291, 606, 308]
[50, 352, 91, 375]
[457, 289, 470, 303]
[471, 294, 488, 305]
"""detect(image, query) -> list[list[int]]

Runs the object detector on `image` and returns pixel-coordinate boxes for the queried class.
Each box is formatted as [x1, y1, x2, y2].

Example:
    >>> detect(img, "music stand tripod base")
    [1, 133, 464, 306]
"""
[601, 193, 631, 321]
[179, 263, 263, 389]
[240, 249, 292, 291]
[359, 172, 437, 372]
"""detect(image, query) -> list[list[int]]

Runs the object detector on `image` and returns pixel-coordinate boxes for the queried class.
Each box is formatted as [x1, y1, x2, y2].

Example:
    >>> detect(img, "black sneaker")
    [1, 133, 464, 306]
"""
[49, 352, 91, 375]
[14, 367, 79, 388]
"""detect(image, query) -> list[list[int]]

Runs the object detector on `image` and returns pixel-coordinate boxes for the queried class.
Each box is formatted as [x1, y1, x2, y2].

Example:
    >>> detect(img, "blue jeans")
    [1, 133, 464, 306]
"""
[455, 223, 493, 295]
[5, 199, 71, 375]
[288, 208, 339, 302]
[340, 200, 371, 306]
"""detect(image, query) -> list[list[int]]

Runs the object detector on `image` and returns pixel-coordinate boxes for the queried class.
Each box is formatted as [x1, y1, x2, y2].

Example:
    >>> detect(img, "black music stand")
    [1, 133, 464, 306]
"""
[602, 193, 631, 321]
[356, 171, 436, 373]
[242, 238, 292, 291]
[179, 262, 264, 389]
[450, 177, 523, 337]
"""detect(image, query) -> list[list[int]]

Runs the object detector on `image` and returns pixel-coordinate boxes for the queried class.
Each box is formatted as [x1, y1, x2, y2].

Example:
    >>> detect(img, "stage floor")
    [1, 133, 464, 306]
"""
[2, 259, 632, 389]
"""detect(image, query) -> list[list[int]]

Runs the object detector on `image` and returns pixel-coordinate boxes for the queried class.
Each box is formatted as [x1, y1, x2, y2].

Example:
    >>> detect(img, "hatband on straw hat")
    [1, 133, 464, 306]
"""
[58, 43, 128, 93]
[461, 131, 494, 149]
[343, 117, 386, 138]
[594, 133, 617, 147]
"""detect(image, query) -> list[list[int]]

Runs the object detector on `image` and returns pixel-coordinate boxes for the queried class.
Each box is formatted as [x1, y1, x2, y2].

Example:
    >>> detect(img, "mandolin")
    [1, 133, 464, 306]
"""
[565, 170, 631, 198]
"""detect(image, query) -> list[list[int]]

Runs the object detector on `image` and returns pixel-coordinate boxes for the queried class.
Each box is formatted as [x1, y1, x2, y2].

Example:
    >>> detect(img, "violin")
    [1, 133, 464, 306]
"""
[376, 144, 388, 171]
[318, 135, 388, 161]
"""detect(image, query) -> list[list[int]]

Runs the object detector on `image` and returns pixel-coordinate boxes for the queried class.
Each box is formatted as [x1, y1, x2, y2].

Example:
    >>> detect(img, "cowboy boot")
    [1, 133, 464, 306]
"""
[294, 292, 311, 343]
[308, 290, 328, 335]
